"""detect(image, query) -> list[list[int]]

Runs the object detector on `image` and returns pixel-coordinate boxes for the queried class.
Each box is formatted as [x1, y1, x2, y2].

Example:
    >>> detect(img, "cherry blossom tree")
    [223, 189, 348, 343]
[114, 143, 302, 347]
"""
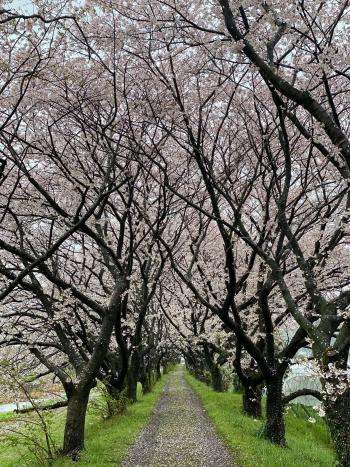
[1, 1, 350, 464]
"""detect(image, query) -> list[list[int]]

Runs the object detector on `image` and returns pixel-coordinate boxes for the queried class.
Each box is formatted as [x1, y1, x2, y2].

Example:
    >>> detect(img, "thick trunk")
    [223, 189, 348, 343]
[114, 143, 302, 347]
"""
[127, 370, 138, 402]
[127, 351, 140, 402]
[127, 368, 137, 402]
[62, 289, 121, 458]
[211, 364, 224, 392]
[242, 384, 262, 418]
[264, 375, 286, 446]
[140, 371, 153, 394]
[156, 360, 162, 380]
[62, 390, 90, 459]
[203, 345, 223, 391]
[325, 389, 350, 467]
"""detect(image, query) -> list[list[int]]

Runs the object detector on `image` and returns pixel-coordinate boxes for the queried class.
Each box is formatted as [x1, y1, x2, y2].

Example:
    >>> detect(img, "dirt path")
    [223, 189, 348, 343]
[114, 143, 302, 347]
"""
[123, 366, 235, 467]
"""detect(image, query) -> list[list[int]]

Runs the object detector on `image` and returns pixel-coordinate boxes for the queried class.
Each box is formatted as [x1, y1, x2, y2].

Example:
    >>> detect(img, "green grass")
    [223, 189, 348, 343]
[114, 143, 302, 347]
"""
[0, 377, 168, 466]
[0, 412, 16, 423]
[186, 373, 336, 467]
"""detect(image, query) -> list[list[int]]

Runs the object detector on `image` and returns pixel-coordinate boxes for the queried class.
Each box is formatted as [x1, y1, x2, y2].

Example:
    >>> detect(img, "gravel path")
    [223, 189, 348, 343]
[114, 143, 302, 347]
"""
[122, 366, 235, 467]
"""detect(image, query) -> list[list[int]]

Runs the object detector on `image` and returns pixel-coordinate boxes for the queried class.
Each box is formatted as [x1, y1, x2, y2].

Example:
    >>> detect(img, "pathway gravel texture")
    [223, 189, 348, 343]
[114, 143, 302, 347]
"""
[123, 366, 235, 467]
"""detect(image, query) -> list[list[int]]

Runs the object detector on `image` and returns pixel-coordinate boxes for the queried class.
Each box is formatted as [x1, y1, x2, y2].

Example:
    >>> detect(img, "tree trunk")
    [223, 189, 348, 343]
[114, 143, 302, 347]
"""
[156, 360, 162, 380]
[140, 371, 153, 394]
[242, 384, 262, 418]
[126, 367, 137, 402]
[203, 344, 224, 392]
[211, 364, 224, 392]
[264, 375, 286, 446]
[127, 351, 140, 402]
[127, 369, 138, 402]
[325, 388, 350, 467]
[62, 390, 90, 459]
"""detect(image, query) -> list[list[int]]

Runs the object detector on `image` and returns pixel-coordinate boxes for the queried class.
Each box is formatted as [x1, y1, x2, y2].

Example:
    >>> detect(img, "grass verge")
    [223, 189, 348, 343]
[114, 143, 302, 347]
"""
[186, 373, 336, 467]
[0, 375, 168, 466]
